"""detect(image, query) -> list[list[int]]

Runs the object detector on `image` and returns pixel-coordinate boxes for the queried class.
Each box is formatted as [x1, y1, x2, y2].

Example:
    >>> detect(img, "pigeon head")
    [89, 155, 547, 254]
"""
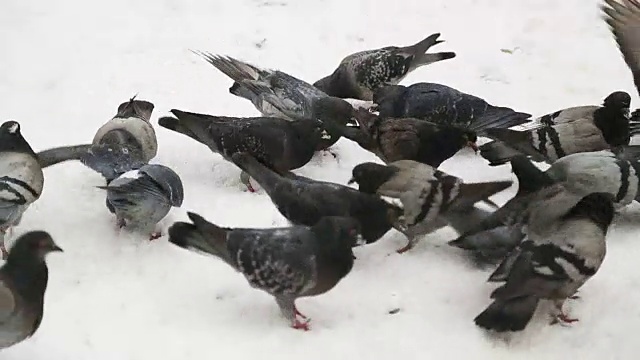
[0, 120, 36, 154]
[116, 95, 155, 122]
[312, 216, 364, 249]
[438, 126, 478, 153]
[7, 231, 63, 264]
[0, 121, 20, 136]
[313, 97, 356, 126]
[348, 162, 397, 194]
[603, 91, 631, 114]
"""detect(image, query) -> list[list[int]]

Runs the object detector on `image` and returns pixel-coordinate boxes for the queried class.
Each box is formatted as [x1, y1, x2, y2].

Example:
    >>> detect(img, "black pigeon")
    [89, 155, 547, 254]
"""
[313, 33, 456, 101]
[372, 83, 532, 133]
[80, 96, 157, 183]
[348, 160, 513, 253]
[0, 231, 62, 349]
[479, 91, 632, 166]
[473, 190, 615, 333]
[158, 109, 326, 192]
[230, 152, 403, 244]
[322, 107, 478, 168]
[168, 212, 361, 330]
[192, 52, 357, 152]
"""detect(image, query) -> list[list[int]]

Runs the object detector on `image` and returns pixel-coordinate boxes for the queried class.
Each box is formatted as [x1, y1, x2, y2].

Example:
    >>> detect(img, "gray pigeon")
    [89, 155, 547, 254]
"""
[348, 160, 512, 253]
[192, 52, 358, 153]
[157, 109, 326, 192]
[230, 152, 403, 245]
[168, 212, 362, 330]
[0, 231, 62, 349]
[473, 190, 615, 332]
[80, 96, 157, 182]
[313, 33, 456, 101]
[372, 83, 532, 133]
[98, 164, 184, 240]
[322, 107, 479, 168]
[480, 91, 632, 166]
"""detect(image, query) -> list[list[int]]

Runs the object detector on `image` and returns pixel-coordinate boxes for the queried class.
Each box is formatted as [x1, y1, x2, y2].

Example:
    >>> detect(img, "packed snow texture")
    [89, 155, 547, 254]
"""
[1, 0, 639, 358]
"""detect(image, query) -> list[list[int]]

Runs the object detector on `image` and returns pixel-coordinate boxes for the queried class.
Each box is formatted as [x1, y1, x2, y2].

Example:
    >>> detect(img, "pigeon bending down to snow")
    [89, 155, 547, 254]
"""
[480, 91, 632, 166]
[322, 107, 478, 168]
[80, 96, 157, 183]
[372, 83, 532, 133]
[0, 231, 62, 349]
[192, 52, 357, 152]
[158, 109, 326, 192]
[168, 212, 362, 330]
[313, 33, 456, 101]
[98, 164, 184, 240]
[231, 152, 403, 244]
[348, 160, 512, 253]
[473, 189, 615, 333]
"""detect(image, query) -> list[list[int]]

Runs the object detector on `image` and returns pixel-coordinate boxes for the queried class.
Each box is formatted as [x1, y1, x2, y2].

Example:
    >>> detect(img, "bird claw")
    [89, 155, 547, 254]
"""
[246, 183, 256, 193]
[291, 317, 310, 331]
[396, 243, 414, 254]
[550, 313, 579, 326]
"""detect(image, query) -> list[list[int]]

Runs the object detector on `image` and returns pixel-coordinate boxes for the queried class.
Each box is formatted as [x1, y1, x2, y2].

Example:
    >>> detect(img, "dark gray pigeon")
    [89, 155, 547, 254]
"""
[372, 83, 532, 134]
[80, 96, 157, 182]
[230, 152, 403, 244]
[348, 160, 513, 253]
[158, 109, 326, 192]
[313, 33, 456, 101]
[322, 107, 479, 168]
[98, 164, 184, 240]
[473, 190, 615, 333]
[0, 231, 62, 349]
[192, 52, 358, 153]
[480, 91, 632, 166]
[168, 212, 361, 330]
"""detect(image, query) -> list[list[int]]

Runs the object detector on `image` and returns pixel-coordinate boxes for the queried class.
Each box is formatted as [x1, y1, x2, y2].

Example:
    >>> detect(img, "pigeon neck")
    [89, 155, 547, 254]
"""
[3, 257, 48, 304]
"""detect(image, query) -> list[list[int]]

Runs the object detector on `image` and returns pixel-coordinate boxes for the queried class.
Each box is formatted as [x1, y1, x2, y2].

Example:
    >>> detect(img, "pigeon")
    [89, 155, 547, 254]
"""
[168, 212, 362, 330]
[0, 231, 62, 350]
[473, 190, 615, 333]
[158, 109, 326, 192]
[192, 52, 357, 152]
[348, 160, 513, 253]
[313, 33, 456, 101]
[372, 83, 532, 133]
[230, 152, 403, 244]
[322, 107, 479, 168]
[97, 164, 184, 240]
[80, 96, 157, 183]
[479, 91, 632, 166]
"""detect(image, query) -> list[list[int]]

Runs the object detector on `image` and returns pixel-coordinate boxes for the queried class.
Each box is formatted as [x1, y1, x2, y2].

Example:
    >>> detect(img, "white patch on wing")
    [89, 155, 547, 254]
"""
[119, 169, 142, 180]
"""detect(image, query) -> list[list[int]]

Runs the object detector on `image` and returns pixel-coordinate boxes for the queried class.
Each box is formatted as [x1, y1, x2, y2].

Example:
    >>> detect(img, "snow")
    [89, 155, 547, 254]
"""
[1, 0, 639, 358]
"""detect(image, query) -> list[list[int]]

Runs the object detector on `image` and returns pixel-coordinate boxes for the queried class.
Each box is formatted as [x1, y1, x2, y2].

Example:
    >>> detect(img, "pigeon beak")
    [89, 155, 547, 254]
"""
[355, 234, 366, 246]
[51, 244, 64, 253]
[467, 141, 479, 154]
[347, 177, 356, 185]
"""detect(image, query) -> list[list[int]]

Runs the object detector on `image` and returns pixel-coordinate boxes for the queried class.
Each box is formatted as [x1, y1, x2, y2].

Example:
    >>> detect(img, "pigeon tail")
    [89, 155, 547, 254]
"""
[478, 141, 523, 166]
[231, 152, 283, 192]
[157, 116, 200, 142]
[474, 296, 539, 332]
[468, 106, 532, 134]
[36, 144, 92, 168]
[510, 156, 555, 197]
[404, 33, 456, 68]
[447, 225, 525, 265]
[168, 212, 234, 266]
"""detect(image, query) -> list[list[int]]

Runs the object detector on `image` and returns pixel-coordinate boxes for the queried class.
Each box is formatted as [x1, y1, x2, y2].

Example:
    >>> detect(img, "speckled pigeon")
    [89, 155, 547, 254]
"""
[168, 212, 362, 330]
[158, 109, 327, 192]
[0, 231, 62, 349]
[98, 164, 184, 240]
[372, 83, 532, 133]
[313, 33, 456, 101]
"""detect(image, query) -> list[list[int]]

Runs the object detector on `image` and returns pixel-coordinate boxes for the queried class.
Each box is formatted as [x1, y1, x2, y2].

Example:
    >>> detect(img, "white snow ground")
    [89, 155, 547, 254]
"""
[1, 0, 640, 358]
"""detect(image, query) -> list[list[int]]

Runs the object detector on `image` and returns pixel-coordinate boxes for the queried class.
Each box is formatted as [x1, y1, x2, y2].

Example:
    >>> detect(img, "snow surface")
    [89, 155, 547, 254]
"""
[2, 0, 640, 358]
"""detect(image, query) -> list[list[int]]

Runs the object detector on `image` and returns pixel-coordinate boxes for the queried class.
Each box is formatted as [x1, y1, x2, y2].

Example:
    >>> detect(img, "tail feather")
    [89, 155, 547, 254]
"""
[509, 156, 555, 197]
[479, 140, 525, 166]
[405, 33, 457, 68]
[487, 247, 523, 282]
[474, 296, 539, 332]
[168, 212, 233, 266]
[483, 128, 549, 162]
[447, 225, 525, 265]
[469, 107, 532, 133]
[447, 180, 513, 211]
[36, 144, 92, 168]
[231, 152, 284, 194]
[192, 51, 262, 83]
[157, 116, 201, 142]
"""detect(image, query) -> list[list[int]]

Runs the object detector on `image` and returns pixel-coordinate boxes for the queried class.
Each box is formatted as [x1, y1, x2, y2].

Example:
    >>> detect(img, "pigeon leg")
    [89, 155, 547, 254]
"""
[276, 296, 310, 331]
[550, 299, 579, 325]
[240, 171, 257, 193]
[149, 231, 162, 240]
[116, 217, 126, 229]
[396, 237, 417, 254]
